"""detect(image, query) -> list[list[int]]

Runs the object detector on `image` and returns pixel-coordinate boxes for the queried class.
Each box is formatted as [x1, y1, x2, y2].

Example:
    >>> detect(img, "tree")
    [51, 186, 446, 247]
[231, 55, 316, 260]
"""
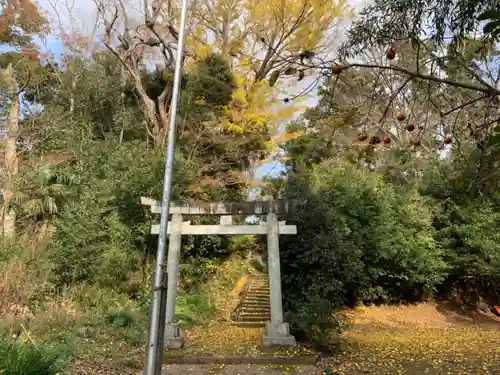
[93, 0, 187, 148]
[341, 0, 500, 54]
[326, 0, 500, 135]
[280, 1, 500, 192]
[0, 0, 47, 237]
[189, 0, 351, 80]
[283, 43, 449, 176]
[188, 0, 353, 167]
[0, 0, 46, 46]
[93, 0, 353, 151]
[274, 0, 499, 157]
[175, 53, 266, 199]
[276, 160, 445, 346]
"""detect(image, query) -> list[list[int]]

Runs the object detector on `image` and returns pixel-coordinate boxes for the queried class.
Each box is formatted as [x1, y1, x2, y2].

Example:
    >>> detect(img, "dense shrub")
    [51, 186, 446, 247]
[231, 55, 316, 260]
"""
[279, 161, 447, 344]
[419, 161, 500, 305]
[434, 201, 500, 304]
[46, 140, 198, 290]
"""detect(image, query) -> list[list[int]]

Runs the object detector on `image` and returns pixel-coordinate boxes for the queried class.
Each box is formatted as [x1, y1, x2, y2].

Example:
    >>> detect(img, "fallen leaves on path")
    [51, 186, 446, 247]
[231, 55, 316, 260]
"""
[325, 303, 500, 375]
[73, 302, 500, 374]
[166, 322, 314, 357]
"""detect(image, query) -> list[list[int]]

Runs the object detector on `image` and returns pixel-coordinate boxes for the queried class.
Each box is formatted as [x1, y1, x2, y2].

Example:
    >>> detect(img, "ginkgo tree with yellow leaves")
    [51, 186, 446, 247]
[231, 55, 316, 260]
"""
[190, 0, 351, 79]
[187, 0, 353, 172]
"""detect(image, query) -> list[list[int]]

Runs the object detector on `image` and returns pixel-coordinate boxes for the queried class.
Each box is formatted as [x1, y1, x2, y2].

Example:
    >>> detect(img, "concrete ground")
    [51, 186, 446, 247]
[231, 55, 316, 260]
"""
[162, 364, 319, 374]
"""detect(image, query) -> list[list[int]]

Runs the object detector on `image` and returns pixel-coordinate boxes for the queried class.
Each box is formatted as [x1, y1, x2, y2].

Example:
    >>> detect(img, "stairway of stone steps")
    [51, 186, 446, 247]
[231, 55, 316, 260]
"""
[231, 274, 270, 328]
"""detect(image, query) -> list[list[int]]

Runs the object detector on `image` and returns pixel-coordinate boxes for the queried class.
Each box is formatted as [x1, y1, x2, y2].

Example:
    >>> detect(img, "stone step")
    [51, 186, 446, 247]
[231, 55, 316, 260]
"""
[243, 298, 270, 303]
[245, 293, 270, 298]
[241, 306, 269, 310]
[240, 306, 270, 313]
[242, 299, 269, 304]
[244, 298, 269, 303]
[239, 311, 270, 317]
[247, 288, 271, 294]
[239, 313, 269, 319]
[240, 303, 269, 311]
[238, 315, 271, 322]
[230, 321, 266, 328]
[242, 302, 269, 307]
[240, 305, 268, 311]
[237, 310, 271, 316]
[228, 275, 271, 328]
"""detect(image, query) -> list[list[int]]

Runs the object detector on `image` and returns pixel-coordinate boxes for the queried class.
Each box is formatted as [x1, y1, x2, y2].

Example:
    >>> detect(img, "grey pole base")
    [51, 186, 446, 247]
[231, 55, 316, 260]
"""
[261, 322, 296, 348]
[164, 323, 184, 349]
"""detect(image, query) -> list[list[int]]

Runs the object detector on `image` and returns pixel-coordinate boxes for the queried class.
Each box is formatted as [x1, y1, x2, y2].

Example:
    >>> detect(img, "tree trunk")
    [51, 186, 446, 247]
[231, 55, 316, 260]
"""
[146, 106, 165, 149]
[2, 64, 19, 238]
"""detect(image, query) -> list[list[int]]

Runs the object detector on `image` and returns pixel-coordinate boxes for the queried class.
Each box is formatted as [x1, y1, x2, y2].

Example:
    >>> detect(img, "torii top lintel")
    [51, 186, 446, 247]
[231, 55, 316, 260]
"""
[140, 197, 304, 216]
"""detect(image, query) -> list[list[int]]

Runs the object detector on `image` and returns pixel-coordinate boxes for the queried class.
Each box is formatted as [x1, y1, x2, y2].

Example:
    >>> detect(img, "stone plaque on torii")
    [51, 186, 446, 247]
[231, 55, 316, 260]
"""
[141, 197, 301, 349]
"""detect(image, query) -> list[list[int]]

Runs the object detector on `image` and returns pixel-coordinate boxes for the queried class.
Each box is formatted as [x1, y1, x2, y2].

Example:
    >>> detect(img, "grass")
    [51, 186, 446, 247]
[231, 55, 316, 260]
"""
[0, 331, 69, 375]
[29, 302, 149, 374]
[0, 255, 252, 374]
[176, 292, 217, 326]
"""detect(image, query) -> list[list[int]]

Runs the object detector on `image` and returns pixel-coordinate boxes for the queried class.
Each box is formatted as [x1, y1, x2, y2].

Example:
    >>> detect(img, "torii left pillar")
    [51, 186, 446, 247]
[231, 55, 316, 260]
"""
[163, 213, 184, 349]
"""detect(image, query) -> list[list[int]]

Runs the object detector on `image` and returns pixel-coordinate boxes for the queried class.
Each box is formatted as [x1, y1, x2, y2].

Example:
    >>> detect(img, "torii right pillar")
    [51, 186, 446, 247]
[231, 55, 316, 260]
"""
[261, 211, 296, 347]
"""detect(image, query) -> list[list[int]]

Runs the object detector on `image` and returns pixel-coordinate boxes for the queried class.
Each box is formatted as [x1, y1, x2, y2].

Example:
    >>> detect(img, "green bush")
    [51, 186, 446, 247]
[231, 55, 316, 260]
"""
[0, 333, 67, 375]
[419, 161, 500, 304]
[45, 140, 198, 290]
[434, 201, 500, 304]
[285, 296, 346, 352]
[249, 259, 268, 274]
[279, 161, 447, 343]
[105, 308, 135, 328]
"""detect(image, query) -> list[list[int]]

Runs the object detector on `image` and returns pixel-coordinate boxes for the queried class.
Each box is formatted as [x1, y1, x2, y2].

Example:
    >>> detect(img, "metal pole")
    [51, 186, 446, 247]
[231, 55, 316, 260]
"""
[143, 0, 190, 372]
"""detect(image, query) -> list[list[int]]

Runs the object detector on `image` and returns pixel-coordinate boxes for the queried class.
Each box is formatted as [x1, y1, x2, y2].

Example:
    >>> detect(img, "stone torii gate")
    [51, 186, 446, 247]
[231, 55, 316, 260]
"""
[141, 197, 300, 349]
